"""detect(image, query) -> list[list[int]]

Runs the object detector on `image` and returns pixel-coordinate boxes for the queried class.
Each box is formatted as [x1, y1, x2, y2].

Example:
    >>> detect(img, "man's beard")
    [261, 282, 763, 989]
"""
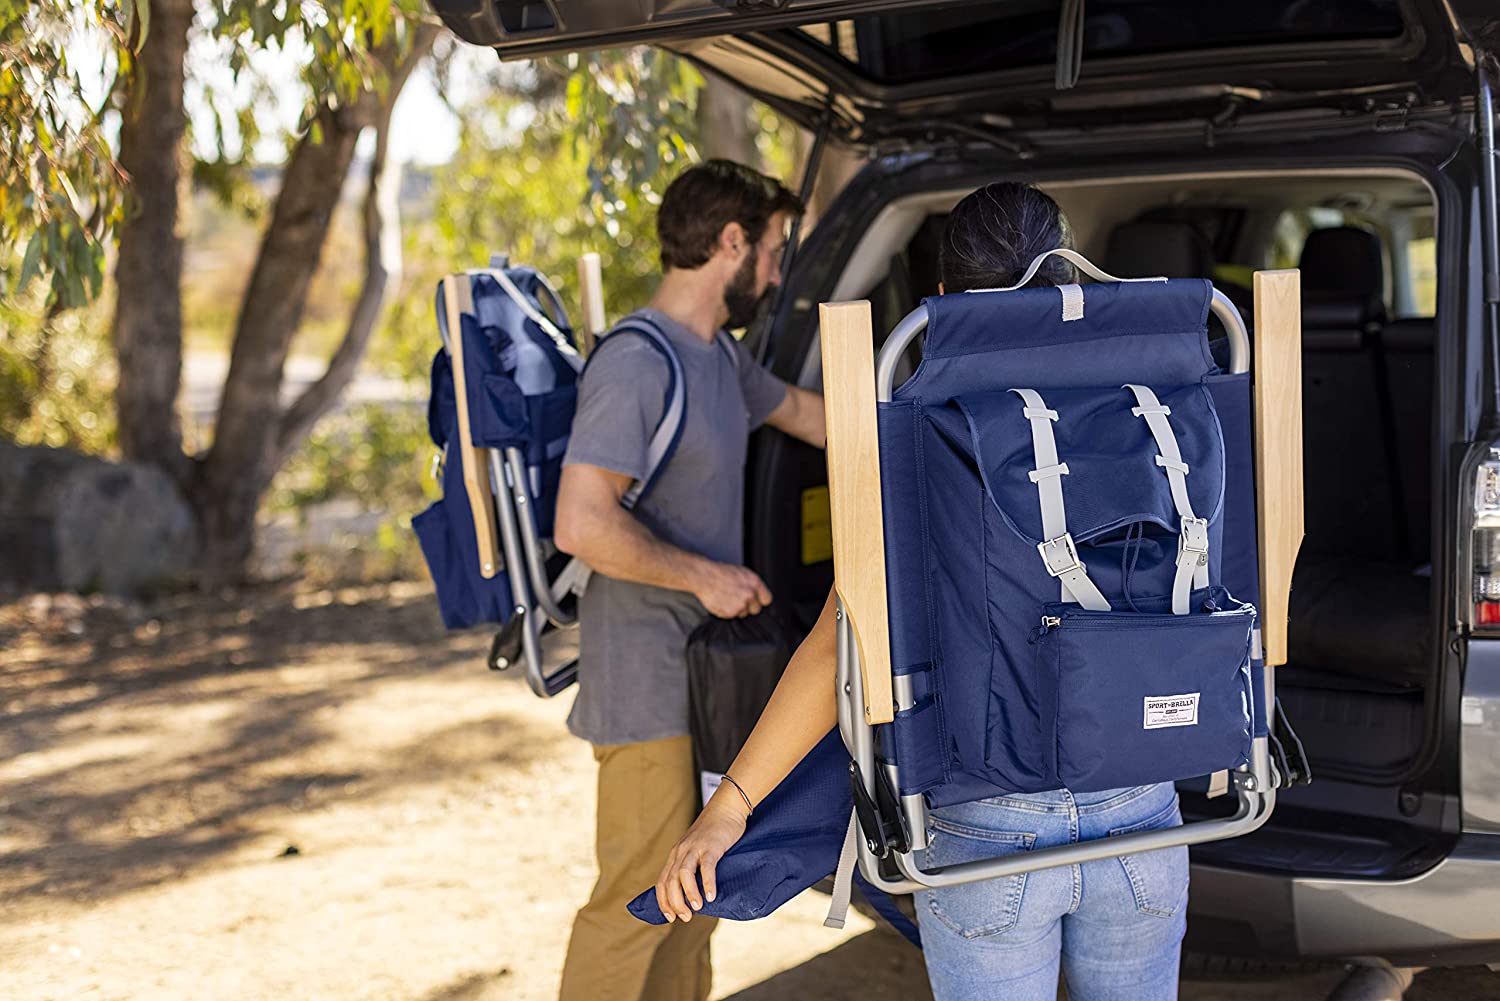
[723, 252, 765, 330]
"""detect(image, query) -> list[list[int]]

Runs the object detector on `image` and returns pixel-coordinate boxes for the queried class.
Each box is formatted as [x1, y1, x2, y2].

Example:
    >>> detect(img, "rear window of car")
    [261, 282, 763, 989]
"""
[1270, 206, 1437, 319]
[795, 0, 1405, 85]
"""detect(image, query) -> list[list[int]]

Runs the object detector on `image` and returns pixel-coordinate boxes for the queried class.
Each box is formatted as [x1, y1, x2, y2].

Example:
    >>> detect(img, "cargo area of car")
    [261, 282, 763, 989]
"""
[751, 166, 1454, 882]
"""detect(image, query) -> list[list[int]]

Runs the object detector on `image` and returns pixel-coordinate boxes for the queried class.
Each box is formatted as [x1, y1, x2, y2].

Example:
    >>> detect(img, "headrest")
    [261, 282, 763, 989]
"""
[1382, 318, 1435, 352]
[1299, 226, 1385, 299]
[1103, 221, 1213, 280]
[1302, 294, 1379, 333]
[1302, 328, 1367, 352]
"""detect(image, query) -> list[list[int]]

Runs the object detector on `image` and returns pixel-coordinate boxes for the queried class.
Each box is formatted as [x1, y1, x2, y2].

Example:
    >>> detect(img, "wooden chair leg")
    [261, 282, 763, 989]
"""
[1252, 269, 1305, 667]
[819, 299, 894, 725]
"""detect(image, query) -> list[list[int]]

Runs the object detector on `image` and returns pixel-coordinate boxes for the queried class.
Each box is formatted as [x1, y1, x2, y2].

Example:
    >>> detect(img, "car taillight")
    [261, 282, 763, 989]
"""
[1472, 448, 1500, 630]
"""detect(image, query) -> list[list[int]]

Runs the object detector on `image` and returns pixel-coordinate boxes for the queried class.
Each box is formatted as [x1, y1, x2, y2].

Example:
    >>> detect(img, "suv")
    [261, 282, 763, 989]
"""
[431, 0, 1500, 971]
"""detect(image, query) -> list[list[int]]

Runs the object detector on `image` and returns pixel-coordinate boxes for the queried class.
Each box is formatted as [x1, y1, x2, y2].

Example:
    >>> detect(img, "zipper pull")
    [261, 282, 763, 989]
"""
[1031, 615, 1063, 643]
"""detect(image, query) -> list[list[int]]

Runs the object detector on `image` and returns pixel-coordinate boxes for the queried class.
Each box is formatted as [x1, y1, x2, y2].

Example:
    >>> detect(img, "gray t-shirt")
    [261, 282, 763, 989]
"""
[562, 308, 789, 746]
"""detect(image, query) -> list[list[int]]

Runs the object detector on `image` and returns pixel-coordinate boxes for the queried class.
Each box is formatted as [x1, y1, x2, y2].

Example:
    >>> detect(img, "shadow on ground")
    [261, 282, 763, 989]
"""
[721, 929, 932, 1001]
[0, 581, 563, 909]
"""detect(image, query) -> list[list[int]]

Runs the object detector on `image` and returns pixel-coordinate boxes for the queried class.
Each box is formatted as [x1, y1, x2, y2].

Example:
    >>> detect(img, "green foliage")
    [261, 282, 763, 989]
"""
[270, 400, 435, 514]
[407, 45, 808, 348]
[437, 97, 669, 329]
[0, 288, 117, 452]
[266, 400, 436, 582]
[560, 48, 703, 215]
[752, 101, 803, 186]
[204, 0, 426, 133]
[0, 1, 133, 309]
[366, 52, 707, 393]
[1, 0, 430, 312]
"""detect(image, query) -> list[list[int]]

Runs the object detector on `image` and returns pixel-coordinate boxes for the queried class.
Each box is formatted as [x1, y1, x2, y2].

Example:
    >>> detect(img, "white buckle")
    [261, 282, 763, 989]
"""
[1038, 534, 1084, 578]
[1028, 461, 1070, 484]
[1179, 517, 1209, 563]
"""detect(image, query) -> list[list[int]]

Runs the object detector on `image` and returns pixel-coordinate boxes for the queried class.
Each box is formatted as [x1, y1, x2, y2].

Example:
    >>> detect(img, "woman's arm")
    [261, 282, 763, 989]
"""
[655, 587, 840, 922]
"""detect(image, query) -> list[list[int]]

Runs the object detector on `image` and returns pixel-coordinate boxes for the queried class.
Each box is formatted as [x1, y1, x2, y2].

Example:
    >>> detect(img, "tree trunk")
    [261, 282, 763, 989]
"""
[111, 0, 195, 488]
[695, 74, 756, 164]
[273, 26, 438, 471]
[191, 32, 435, 585]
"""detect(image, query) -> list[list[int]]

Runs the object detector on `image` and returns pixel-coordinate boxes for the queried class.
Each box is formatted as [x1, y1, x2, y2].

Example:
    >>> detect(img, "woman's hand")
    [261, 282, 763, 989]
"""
[655, 788, 750, 922]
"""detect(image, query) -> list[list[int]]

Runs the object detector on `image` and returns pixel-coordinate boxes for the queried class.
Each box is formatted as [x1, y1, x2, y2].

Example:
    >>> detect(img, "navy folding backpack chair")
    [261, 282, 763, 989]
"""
[412, 256, 690, 697]
[631, 249, 1308, 941]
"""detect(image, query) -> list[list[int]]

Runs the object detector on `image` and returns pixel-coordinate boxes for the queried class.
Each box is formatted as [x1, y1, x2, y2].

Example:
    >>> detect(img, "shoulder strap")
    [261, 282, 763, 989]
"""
[589, 315, 688, 511]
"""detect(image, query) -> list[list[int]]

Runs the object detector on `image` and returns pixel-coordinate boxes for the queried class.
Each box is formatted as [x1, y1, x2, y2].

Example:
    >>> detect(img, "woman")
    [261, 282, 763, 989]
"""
[654, 182, 1189, 1001]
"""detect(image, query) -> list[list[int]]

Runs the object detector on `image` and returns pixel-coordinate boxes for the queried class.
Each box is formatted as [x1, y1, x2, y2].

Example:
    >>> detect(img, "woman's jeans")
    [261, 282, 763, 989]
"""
[914, 781, 1187, 1001]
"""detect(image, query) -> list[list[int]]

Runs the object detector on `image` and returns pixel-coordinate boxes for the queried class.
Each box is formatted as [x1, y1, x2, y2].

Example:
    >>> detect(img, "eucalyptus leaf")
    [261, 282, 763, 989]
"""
[17, 230, 44, 293]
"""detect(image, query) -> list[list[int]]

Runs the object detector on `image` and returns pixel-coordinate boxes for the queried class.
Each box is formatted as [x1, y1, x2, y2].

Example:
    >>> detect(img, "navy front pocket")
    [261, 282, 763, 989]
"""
[1036, 598, 1255, 792]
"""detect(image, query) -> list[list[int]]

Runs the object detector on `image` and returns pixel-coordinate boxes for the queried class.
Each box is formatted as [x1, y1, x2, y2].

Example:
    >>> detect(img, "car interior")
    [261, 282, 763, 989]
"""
[751, 168, 1446, 880]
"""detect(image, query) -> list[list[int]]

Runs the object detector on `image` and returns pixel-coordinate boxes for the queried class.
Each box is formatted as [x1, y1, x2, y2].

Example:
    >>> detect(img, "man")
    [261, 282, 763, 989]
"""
[552, 159, 827, 1001]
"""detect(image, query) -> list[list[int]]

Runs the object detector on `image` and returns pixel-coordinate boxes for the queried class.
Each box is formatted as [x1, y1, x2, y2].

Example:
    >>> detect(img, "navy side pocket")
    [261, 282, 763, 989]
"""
[890, 695, 949, 796]
[412, 500, 514, 630]
[1037, 600, 1254, 792]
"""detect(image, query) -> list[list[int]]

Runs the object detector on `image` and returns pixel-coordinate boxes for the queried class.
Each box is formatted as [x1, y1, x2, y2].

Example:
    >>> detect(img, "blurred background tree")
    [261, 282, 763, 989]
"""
[1, 0, 808, 592]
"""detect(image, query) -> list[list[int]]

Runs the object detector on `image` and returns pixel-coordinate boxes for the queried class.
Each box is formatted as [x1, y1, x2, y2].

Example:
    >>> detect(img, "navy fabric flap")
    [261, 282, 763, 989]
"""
[877, 400, 933, 677]
[628, 729, 851, 925]
[471, 373, 531, 449]
[897, 279, 1214, 399]
[951, 383, 1225, 546]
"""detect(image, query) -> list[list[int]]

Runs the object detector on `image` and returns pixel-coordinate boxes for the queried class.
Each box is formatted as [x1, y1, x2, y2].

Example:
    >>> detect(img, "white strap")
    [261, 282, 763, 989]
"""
[964, 248, 1169, 294]
[1011, 389, 1111, 611]
[1124, 385, 1209, 615]
[824, 808, 860, 930]
[1059, 283, 1084, 321]
[552, 557, 591, 601]
[472, 267, 585, 374]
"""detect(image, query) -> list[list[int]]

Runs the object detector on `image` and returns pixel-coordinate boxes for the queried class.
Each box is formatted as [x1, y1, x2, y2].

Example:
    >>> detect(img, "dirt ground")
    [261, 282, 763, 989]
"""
[2, 580, 1496, 1001]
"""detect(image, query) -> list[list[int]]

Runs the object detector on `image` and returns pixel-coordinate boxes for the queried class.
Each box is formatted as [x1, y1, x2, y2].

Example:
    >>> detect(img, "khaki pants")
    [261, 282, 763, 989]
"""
[559, 735, 716, 1001]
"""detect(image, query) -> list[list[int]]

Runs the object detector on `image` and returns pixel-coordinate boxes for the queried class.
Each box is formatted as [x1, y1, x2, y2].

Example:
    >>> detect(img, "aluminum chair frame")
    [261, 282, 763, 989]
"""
[435, 282, 581, 698]
[839, 286, 1278, 894]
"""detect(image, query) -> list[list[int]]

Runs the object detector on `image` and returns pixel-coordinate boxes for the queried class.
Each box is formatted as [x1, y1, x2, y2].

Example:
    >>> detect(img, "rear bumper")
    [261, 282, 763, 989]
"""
[1188, 834, 1500, 966]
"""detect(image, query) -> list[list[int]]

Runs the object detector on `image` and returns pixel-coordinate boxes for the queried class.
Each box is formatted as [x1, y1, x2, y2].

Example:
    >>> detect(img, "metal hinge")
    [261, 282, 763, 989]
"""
[1372, 103, 1411, 132]
[1362, 91, 1418, 133]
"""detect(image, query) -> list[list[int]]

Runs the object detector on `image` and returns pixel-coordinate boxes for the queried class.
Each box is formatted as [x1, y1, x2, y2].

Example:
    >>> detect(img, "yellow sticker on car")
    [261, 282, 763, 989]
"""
[801, 485, 833, 565]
